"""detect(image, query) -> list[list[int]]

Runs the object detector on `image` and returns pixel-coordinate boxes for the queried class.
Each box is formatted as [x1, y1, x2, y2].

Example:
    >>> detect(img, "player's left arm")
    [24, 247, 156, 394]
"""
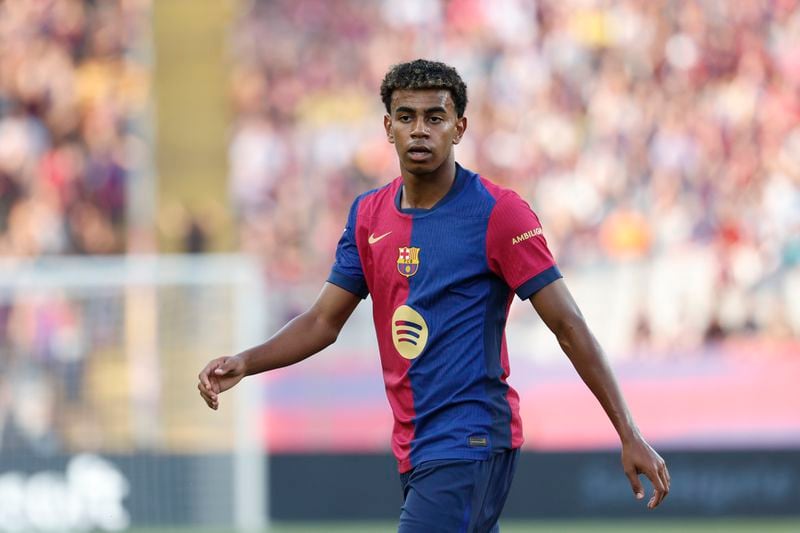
[530, 279, 671, 509]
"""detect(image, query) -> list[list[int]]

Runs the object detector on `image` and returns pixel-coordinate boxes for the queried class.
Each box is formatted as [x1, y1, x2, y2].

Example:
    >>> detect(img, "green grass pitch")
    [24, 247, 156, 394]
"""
[128, 517, 800, 532]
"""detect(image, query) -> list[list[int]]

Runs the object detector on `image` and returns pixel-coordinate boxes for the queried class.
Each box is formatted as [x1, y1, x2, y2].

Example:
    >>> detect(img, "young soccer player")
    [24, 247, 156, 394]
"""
[198, 59, 670, 532]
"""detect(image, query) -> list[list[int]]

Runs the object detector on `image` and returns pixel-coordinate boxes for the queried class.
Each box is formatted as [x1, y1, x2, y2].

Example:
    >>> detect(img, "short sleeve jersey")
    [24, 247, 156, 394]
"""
[328, 164, 562, 473]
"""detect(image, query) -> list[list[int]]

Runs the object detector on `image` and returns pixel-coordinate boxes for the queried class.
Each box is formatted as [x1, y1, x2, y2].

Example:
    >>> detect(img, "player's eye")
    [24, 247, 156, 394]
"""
[398, 115, 412, 122]
[429, 116, 443, 124]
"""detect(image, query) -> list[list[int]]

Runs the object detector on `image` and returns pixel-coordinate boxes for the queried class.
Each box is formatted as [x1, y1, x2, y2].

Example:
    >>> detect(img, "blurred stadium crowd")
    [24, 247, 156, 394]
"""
[1, 0, 800, 455]
[229, 0, 800, 341]
[0, 0, 150, 454]
[0, 0, 149, 256]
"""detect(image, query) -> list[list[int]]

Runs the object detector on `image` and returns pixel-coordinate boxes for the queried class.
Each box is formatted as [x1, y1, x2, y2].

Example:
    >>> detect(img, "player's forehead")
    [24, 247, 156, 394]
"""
[389, 89, 455, 114]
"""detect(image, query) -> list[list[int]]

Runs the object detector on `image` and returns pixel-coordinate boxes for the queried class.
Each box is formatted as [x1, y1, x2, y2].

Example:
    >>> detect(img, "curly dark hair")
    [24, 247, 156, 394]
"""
[380, 59, 468, 117]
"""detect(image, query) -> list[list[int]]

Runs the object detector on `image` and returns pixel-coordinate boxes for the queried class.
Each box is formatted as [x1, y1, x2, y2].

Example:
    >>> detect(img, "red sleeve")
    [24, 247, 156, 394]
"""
[486, 191, 562, 299]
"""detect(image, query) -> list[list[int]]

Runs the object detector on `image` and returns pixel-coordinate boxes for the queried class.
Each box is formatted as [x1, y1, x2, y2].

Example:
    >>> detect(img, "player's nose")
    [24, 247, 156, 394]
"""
[410, 117, 429, 137]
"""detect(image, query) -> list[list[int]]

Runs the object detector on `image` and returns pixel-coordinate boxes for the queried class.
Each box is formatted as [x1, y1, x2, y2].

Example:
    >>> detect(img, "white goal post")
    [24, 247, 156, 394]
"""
[0, 254, 268, 532]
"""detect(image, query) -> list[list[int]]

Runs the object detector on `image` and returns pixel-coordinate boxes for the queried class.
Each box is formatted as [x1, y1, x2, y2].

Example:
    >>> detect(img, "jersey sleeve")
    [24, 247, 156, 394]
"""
[327, 196, 369, 299]
[486, 191, 562, 300]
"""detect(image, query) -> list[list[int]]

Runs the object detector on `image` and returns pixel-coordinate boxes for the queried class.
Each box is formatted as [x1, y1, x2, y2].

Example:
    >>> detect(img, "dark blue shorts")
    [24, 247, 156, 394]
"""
[398, 448, 519, 533]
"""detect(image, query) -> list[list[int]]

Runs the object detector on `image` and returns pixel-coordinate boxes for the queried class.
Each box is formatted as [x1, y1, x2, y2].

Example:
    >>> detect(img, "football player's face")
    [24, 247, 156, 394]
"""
[384, 89, 466, 176]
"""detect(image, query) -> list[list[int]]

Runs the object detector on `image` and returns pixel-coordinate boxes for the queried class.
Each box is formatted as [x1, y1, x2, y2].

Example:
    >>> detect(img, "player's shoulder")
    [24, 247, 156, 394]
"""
[349, 176, 401, 218]
[472, 173, 531, 212]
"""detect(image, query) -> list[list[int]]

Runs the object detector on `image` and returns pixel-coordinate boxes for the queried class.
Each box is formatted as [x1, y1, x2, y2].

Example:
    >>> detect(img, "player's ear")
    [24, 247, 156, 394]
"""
[453, 116, 467, 145]
[384, 115, 394, 143]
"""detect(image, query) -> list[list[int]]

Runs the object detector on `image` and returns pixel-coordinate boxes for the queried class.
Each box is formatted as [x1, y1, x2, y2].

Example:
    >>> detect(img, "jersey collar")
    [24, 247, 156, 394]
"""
[394, 162, 469, 215]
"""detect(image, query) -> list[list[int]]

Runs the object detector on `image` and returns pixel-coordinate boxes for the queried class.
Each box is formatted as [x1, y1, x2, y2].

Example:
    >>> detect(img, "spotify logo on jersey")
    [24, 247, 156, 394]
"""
[391, 305, 429, 359]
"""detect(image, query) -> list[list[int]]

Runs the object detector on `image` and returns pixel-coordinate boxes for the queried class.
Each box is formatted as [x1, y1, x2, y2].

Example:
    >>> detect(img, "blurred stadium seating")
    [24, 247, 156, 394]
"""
[1, 0, 799, 529]
[228, 0, 800, 348]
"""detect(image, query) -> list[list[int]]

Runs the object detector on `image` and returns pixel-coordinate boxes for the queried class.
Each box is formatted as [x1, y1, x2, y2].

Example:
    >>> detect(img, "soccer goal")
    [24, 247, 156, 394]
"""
[0, 254, 268, 532]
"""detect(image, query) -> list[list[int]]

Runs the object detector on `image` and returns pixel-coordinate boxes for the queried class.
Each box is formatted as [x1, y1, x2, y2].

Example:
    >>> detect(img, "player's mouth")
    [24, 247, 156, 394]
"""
[407, 145, 433, 162]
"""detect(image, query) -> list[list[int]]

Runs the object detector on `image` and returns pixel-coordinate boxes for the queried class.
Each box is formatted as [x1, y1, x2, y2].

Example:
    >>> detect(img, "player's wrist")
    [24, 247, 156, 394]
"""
[618, 426, 643, 446]
[231, 353, 250, 376]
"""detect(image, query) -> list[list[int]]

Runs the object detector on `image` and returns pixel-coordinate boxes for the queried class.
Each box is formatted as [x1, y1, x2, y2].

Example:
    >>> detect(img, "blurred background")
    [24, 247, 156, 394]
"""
[1, 0, 799, 531]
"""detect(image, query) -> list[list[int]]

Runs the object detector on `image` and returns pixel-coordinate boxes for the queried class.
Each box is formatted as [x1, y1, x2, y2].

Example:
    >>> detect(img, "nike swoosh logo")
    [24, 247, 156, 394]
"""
[368, 231, 392, 244]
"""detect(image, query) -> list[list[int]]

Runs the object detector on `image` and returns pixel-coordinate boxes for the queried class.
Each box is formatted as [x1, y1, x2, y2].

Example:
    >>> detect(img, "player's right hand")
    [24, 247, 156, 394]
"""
[197, 355, 246, 410]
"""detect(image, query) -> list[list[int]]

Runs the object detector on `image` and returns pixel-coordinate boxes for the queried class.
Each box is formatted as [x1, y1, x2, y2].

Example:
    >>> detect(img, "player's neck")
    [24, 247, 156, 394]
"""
[399, 160, 457, 210]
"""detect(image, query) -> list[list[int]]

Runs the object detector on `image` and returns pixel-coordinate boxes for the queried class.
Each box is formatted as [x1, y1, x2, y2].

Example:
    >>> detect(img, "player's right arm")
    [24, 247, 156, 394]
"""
[197, 282, 361, 410]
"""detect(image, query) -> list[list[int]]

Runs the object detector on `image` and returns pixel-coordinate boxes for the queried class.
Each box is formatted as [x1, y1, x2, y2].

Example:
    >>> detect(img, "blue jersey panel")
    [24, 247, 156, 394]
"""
[401, 168, 510, 465]
[328, 192, 369, 298]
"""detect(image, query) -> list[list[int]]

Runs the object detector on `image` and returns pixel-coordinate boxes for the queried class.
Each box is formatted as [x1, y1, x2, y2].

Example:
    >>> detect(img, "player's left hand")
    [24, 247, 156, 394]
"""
[621, 435, 670, 509]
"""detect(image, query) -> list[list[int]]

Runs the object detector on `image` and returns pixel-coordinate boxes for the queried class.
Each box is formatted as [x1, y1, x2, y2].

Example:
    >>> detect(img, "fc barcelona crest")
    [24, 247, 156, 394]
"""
[397, 246, 421, 277]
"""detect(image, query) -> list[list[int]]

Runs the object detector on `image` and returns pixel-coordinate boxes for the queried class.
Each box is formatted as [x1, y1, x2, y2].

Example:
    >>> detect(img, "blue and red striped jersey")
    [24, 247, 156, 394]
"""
[328, 164, 561, 473]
